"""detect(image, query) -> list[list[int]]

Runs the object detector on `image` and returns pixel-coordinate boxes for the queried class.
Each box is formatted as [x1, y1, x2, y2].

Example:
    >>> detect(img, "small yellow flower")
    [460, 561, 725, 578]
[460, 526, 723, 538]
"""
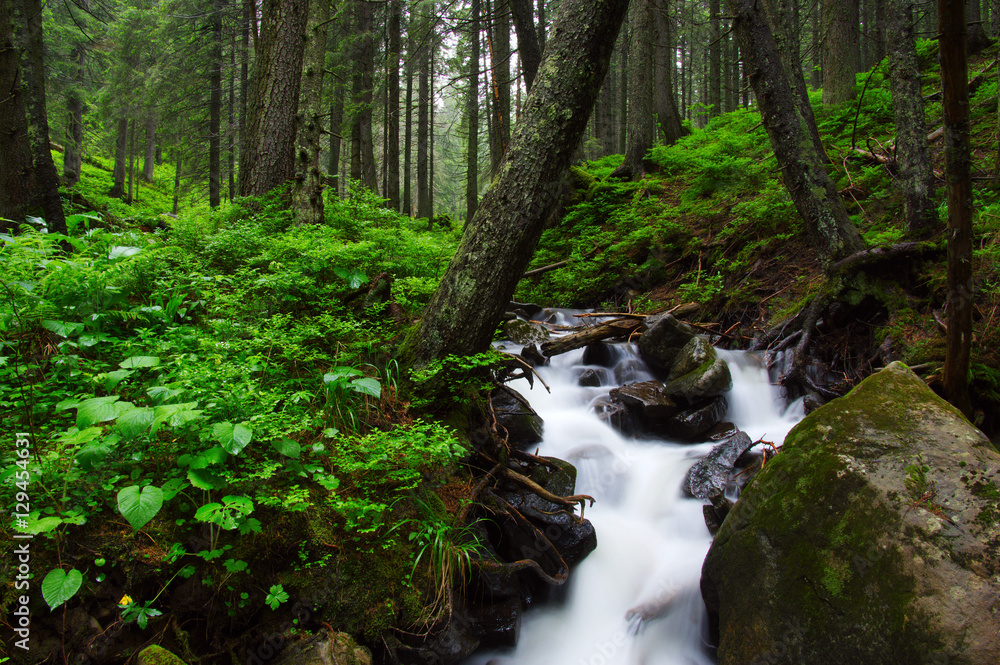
[118, 594, 133, 606]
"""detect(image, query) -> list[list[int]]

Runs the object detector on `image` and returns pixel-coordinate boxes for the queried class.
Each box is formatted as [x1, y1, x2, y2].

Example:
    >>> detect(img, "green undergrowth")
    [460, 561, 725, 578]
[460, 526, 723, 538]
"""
[0, 184, 469, 658]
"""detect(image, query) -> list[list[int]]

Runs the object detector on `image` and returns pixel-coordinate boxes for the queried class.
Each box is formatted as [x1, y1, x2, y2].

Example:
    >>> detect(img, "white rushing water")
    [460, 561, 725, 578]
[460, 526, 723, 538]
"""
[474, 319, 804, 665]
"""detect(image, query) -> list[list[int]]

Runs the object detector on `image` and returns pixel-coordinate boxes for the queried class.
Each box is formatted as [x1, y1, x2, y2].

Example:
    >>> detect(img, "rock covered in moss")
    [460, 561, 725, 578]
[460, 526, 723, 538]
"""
[701, 362, 1000, 665]
[636, 313, 695, 372]
[661, 337, 732, 399]
[503, 318, 550, 345]
[138, 645, 188, 665]
[272, 631, 371, 665]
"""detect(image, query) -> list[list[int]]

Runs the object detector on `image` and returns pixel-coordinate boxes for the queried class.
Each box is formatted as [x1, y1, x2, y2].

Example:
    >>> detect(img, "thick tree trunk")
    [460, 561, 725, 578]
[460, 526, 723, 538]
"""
[967, 0, 992, 53]
[0, 0, 36, 224]
[939, 0, 974, 417]
[292, 0, 328, 225]
[403, 0, 630, 367]
[11, 0, 66, 234]
[653, 0, 687, 143]
[612, 0, 655, 179]
[510, 0, 541, 91]
[238, 0, 308, 198]
[886, 0, 935, 233]
[110, 116, 128, 199]
[822, 0, 861, 105]
[729, 0, 865, 263]
[327, 14, 345, 197]
[466, 0, 482, 225]
[386, 0, 402, 211]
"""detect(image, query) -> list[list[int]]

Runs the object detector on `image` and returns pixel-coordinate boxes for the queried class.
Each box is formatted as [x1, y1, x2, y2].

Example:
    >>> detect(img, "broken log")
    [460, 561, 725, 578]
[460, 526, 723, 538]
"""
[539, 317, 643, 357]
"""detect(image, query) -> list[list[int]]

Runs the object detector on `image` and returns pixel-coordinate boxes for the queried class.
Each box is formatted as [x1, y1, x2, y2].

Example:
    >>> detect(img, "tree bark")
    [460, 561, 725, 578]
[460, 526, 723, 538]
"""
[467, 0, 482, 225]
[403, 0, 630, 367]
[110, 116, 128, 199]
[510, 0, 541, 91]
[238, 0, 309, 198]
[939, 0, 974, 417]
[710, 0, 722, 116]
[612, 0, 655, 179]
[729, 0, 865, 263]
[327, 13, 345, 197]
[143, 114, 156, 182]
[822, 0, 861, 105]
[417, 2, 432, 219]
[653, 0, 687, 144]
[0, 0, 36, 224]
[967, 0, 992, 53]
[63, 23, 86, 188]
[386, 0, 402, 211]
[209, 0, 223, 208]
[291, 0, 328, 225]
[10, 0, 66, 234]
[886, 0, 935, 233]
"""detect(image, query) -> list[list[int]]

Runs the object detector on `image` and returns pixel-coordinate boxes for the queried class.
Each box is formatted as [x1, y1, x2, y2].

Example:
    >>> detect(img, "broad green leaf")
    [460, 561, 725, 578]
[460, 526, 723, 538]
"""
[119, 355, 160, 369]
[221, 495, 254, 516]
[161, 478, 188, 500]
[108, 246, 142, 260]
[333, 267, 368, 289]
[200, 446, 228, 466]
[213, 422, 252, 455]
[104, 369, 134, 390]
[19, 515, 63, 534]
[59, 426, 104, 447]
[116, 407, 156, 440]
[323, 367, 362, 384]
[146, 385, 184, 404]
[42, 568, 83, 610]
[349, 377, 381, 399]
[150, 402, 203, 435]
[76, 396, 128, 428]
[76, 437, 117, 470]
[117, 485, 163, 531]
[187, 468, 223, 490]
[271, 437, 301, 458]
[41, 319, 84, 338]
[194, 502, 235, 530]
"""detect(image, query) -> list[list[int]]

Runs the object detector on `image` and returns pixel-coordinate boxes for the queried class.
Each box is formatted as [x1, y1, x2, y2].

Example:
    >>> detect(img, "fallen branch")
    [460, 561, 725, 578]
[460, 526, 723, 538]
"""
[501, 466, 595, 518]
[523, 260, 570, 278]
[539, 317, 643, 357]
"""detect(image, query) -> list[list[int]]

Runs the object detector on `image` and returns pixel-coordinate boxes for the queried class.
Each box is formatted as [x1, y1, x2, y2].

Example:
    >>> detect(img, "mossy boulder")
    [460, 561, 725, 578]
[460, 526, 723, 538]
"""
[271, 631, 371, 665]
[661, 337, 732, 399]
[138, 646, 188, 665]
[701, 362, 1000, 665]
[637, 313, 696, 372]
[503, 318, 550, 345]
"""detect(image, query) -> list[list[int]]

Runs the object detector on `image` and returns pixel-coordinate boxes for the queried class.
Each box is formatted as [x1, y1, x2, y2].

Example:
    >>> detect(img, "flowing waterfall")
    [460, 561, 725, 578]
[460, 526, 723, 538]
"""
[471, 318, 804, 665]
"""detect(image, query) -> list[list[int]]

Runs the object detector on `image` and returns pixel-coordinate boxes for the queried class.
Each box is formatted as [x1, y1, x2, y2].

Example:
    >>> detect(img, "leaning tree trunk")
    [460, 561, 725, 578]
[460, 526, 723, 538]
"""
[510, 0, 542, 91]
[238, 0, 308, 198]
[729, 0, 865, 263]
[939, 0, 974, 417]
[11, 0, 66, 235]
[612, 0, 655, 179]
[886, 0, 935, 233]
[402, 0, 631, 367]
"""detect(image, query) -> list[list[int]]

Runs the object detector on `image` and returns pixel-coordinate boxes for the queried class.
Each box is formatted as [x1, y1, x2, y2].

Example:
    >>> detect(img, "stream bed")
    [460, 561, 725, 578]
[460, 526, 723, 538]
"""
[471, 313, 804, 665]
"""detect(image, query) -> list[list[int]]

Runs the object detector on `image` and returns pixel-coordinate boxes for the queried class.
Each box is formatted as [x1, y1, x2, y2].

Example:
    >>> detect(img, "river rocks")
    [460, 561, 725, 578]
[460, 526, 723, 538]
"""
[577, 368, 603, 387]
[667, 395, 728, 440]
[684, 431, 753, 500]
[637, 313, 696, 371]
[272, 632, 371, 665]
[490, 386, 544, 449]
[503, 318, 550, 345]
[582, 341, 616, 367]
[138, 646, 188, 665]
[701, 362, 1000, 665]
[661, 337, 732, 400]
[603, 381, 728, 441]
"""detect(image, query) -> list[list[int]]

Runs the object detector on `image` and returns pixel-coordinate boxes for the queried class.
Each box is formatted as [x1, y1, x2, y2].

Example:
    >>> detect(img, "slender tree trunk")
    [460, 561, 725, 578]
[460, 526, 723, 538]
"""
[10, 0, 66, 234]
[172, 154, 182, 215]
[111, 116, 128, 199]
[822, 0, 861, 104]
[618, 28, 628, 150]
[968, 0, 992, 53]
[64, 37, 86, 187]
[429, 45, 436, 226]
[467, 0, 482, 225]
[612, 0, 655, 179]
[128, 115, 136, 203]
[143, 115, 155, 181]
[710, 0, 722, 116]
[403, 0, 631, 368]
[228, 29, 236, 201]
[654, 0, 687, 143]
[292, 0, 328, 224]
[209, 0, 223, 207]
[729, 0, 865, 263]
[416, 3, 431, 218]
[887, 0, 935, 233]
[240, 0, 250, 188]
[387, 0, 402, 211]
[357, 0, 377, 192]
[327, 14, 345, 197]
[404, 12, 414, 214]
[940, 0, 974, 417]
[238, 0, 309, 198]
[510, 0, 541, 91]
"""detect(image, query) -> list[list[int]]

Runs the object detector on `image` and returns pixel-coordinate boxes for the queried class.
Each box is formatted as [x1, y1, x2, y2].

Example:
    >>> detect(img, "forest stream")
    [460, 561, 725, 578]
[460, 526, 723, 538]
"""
[471, 311, 805, 665]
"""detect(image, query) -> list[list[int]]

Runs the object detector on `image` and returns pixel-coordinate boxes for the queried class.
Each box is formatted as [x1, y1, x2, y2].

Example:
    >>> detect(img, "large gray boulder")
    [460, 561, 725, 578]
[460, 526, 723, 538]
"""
[637, 313, 696, 372]
[661, 337, 732, 399]
[701, 362, 1000, 665]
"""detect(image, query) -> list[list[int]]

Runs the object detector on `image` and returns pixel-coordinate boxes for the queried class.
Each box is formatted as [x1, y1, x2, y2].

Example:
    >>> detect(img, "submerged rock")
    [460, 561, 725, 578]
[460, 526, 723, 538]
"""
[701, 362, 1000, 665]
